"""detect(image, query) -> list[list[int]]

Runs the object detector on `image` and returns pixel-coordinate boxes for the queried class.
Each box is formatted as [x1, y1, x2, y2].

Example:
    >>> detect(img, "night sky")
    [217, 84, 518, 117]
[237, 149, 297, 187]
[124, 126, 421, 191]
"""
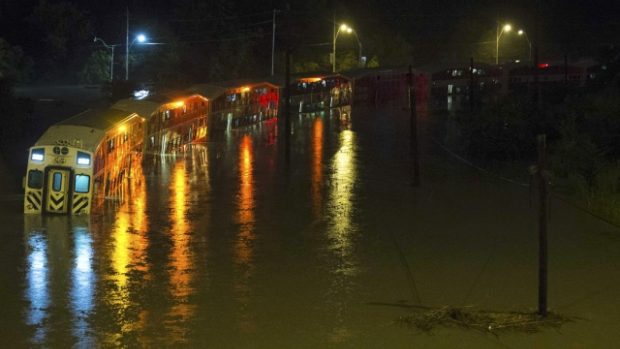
[1, 0, 619, 82]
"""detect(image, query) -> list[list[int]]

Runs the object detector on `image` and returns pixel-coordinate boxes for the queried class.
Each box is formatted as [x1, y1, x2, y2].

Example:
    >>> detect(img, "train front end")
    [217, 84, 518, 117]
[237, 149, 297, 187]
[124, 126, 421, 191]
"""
[24, 144, 94, 215]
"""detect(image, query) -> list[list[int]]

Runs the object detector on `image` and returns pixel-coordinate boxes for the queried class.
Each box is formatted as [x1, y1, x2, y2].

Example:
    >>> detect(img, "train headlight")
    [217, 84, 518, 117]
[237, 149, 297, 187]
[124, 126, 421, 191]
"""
[31, 148, 45, 162]
[76, 151, 91, 166]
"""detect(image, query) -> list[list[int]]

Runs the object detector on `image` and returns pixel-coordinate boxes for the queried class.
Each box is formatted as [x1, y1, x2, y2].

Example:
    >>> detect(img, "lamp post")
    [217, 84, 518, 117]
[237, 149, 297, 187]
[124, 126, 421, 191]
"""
[93, 37, 119, 81]
[495, 23, 512, 65]
[518, 29, 532, 62]
[125, 8, 148, 80]
[349, 29, 363, 68]
[332, 23, 360, 72]
[125, 33, 147, 81]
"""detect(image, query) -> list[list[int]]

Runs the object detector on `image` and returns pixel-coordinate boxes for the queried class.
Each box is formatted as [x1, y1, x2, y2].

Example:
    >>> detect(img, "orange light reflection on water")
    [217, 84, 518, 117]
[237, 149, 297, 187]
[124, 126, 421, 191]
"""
[166, 160, 195, 340]
[107, 160, 149, 343]
[311, 118, 324, 217]
[234, 135, 256, 332]
[236, 135, 255, 265]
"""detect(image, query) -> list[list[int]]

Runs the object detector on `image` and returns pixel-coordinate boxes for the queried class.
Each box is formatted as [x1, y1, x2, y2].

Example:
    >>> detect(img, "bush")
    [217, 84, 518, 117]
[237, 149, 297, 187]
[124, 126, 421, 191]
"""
[460, 97, 541, 160]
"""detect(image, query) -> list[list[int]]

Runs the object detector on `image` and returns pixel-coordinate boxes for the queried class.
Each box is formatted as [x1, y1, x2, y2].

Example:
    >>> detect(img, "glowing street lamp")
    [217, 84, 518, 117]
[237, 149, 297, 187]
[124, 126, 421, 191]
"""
[518, 29, 532, 62]
[125, 33, 148, 80]
[495, 23, 512, 65]
[332, 23, 363, 72]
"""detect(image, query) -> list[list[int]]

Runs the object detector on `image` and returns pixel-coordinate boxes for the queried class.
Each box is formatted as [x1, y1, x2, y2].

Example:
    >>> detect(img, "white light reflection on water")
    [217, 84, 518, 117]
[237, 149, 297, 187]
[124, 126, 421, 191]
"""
[71, 226, 94, 347]
[25, 230, 49, 344]
[329, 129, 357, 259]
[327, 128, 358, 343]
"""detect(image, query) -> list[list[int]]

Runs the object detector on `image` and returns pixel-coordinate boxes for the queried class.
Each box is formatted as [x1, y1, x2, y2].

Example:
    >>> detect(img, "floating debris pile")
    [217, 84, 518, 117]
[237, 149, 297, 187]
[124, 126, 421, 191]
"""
[396, 306, 573, 334]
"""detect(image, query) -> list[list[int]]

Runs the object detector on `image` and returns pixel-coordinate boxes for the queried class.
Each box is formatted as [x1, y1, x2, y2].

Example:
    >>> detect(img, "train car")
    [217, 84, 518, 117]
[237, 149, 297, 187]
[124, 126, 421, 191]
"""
[507, 63, 588, 92]
[207, 81, 280, 132]
[115, 92, 210, 154]
[289, 74, 352, 113]
[431, 64, 502, 98]
[24, 108, 144, 215]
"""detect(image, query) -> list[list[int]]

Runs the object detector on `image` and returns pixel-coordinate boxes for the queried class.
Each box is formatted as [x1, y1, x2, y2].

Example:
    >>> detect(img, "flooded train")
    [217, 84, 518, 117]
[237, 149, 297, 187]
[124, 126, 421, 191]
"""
[23, 73, 362, 215]
[24, 108, 144, 214]
[289, 74, 352, 113]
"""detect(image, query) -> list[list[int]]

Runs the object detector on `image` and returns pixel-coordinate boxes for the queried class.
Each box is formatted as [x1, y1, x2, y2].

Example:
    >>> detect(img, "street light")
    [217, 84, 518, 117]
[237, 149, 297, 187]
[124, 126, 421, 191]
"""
[125, 33, 147, 80]
[332, 23, 362, 72]
[495, 23, 512, 65]
[93, 37, 120, 81]
[518, 29, 532, 62]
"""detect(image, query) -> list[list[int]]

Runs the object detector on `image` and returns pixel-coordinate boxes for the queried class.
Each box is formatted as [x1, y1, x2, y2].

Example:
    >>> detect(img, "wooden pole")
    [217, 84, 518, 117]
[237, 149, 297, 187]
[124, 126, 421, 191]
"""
[537, 134, 548, 317]
[408, 65, 420, 187]
[469, 57, 475, 113]
[284, 48, 291, 164]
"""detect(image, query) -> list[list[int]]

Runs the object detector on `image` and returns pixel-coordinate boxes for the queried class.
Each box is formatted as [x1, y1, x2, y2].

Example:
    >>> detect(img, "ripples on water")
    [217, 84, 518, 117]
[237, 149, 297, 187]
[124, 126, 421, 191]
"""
[14, 107, 382, 347]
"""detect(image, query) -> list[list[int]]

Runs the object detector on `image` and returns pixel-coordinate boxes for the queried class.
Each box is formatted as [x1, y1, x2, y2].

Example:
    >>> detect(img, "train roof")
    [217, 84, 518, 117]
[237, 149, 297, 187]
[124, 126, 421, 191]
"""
[57, 108, 136, 130]
[265, 72, 352, 86]
[187, 84, 229, 100]
[35, 108, 140, 152]
[189, 81, 280, 100]
[112, 98, 163, 118]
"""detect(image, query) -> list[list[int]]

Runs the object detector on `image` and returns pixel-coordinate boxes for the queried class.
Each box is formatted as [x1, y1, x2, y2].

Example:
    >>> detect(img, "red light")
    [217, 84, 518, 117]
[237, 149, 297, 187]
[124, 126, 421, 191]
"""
[538, 63, 549, 69]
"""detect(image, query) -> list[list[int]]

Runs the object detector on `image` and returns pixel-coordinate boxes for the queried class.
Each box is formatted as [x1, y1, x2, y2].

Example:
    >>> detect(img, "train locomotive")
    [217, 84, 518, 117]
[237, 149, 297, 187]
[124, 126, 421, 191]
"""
[24, 108, 144, 214]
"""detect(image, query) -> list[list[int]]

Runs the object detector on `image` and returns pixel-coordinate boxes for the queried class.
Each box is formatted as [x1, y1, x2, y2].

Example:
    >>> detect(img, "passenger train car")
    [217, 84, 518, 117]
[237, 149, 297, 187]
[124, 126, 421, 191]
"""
[200, 81, 280, 132]
[118, 93, 210, 154]
[23, 73, 362, 215]
[24, 108, 144, 215]
[289, 74, 352, 113]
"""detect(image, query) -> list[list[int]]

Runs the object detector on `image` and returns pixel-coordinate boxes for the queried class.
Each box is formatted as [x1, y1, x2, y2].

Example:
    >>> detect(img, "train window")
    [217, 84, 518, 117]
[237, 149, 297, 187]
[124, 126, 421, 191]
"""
[52, 173, 63, 191]
[27, 170, 43, 189]
[75, 175, 90, 193]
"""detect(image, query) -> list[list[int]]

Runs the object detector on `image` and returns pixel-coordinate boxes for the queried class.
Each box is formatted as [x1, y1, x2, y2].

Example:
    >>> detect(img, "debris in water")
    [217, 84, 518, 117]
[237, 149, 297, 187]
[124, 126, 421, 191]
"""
[396, 306, 573, 334]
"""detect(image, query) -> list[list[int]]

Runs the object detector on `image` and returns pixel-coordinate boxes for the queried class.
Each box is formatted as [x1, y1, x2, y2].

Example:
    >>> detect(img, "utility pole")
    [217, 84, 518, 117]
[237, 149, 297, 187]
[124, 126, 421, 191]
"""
[271, 9, 277, 76]
[537, 134, 549, 317]
[408, 65, 420, 187]
[125, 7, 129, 80]
[469, 57, 475, 113]
[284, 48, 291, 164]
[332, 13, 336, 73]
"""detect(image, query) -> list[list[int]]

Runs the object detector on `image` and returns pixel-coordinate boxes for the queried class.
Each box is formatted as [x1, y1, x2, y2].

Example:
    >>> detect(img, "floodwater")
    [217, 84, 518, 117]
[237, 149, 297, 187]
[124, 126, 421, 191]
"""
[1, 105, 620, 348]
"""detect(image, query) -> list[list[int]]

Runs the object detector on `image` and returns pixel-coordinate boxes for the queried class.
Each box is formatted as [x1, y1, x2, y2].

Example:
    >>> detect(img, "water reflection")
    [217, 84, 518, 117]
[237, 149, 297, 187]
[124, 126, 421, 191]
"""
[327, 128, 358, 343]
[329, 129, 357, 258]
[235, 134, 256, 331]
[24, 216, 94, 347]
[25, 222, 49, 344]
[71, 224, 94, 347]
[104, 161, 149, 345]
[236, 135, 255, 264]
[166, 160, 195, 340]
[311, 117, 324, 217]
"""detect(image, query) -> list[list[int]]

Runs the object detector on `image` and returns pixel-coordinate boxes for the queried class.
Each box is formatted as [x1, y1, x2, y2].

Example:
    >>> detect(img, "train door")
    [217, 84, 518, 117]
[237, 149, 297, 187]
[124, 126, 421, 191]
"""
[45, 168, 71, 214]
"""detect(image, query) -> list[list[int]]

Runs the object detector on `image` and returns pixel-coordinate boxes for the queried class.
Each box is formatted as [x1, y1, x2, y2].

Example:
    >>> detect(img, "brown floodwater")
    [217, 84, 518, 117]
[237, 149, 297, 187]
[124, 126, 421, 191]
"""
[1, 105, 620, 348]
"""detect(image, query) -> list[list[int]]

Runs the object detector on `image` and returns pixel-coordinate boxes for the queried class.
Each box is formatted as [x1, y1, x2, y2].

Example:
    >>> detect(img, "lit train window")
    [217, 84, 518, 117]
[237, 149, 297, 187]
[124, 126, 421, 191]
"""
[52, 173, 63, 191]
[27, 170, 43, 189]
[75, 175, 90, 193]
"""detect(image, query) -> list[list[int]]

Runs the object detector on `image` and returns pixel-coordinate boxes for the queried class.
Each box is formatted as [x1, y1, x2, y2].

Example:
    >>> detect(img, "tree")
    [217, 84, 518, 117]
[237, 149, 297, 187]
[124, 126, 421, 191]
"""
[0, 39, 31, 82]
[27, 0, 92, 81]
[80, 49, 110, 83]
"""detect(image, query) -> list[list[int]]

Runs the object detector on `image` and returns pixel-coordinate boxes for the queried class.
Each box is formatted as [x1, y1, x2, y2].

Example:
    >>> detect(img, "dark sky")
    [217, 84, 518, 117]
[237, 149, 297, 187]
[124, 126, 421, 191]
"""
[1, 0, 619, 79]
